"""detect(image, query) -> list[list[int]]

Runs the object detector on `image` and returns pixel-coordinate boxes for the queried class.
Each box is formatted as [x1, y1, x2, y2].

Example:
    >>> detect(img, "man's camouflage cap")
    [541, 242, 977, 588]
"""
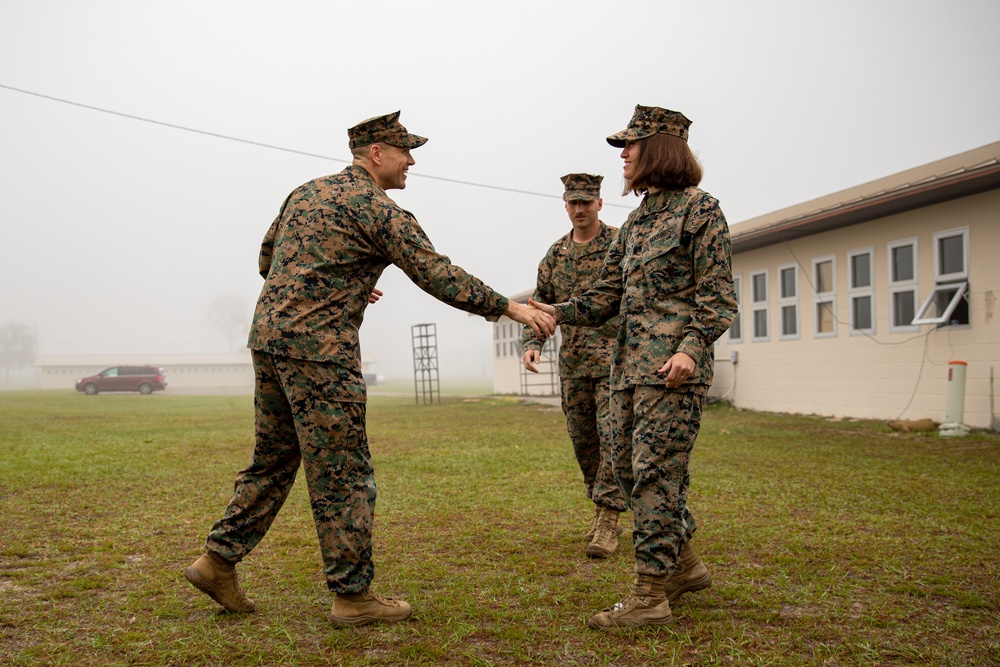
[560, 173, 603, 202]
[606, 104, 692, 147]
[348, 111, 428, 150]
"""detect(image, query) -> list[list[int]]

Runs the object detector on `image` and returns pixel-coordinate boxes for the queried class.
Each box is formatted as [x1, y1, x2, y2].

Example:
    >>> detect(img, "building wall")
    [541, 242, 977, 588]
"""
[713, 189, 999, 430]
[491, 316, 561, 395]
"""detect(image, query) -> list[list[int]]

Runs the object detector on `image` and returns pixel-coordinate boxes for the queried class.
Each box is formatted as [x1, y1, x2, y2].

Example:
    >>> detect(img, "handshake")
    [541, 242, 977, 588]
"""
[505, 298, 557, 340]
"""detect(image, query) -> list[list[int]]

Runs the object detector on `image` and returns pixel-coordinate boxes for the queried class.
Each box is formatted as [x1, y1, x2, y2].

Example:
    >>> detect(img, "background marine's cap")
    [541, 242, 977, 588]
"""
[560, 173, 603, 201]
[348, 111, 428, 150]
[606, 105, 692, 147]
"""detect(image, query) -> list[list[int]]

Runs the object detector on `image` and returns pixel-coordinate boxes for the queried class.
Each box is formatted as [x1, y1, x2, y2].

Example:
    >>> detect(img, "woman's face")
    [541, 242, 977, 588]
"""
[621, 140, 640, 181]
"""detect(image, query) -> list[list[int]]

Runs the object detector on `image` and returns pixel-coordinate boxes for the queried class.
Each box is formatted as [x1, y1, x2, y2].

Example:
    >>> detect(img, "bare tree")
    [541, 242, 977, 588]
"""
[0, 321, 37, 386]
[206, 295, 251, 353]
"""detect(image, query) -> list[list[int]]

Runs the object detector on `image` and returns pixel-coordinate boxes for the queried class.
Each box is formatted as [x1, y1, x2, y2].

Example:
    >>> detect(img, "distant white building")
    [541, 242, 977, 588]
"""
[34, 351, 380, 391]
[492, 289, 562, 396]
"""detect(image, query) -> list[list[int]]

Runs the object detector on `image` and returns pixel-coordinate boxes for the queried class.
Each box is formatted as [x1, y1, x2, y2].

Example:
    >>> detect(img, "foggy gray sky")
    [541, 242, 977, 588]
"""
[2, 0, 998, 380]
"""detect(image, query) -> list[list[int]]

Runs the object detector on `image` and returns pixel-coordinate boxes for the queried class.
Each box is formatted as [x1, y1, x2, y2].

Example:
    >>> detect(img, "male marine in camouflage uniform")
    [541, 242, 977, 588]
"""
[184, 111, 554, 627]
[522, 173, 627, 559]
[531, 105, 737, 629]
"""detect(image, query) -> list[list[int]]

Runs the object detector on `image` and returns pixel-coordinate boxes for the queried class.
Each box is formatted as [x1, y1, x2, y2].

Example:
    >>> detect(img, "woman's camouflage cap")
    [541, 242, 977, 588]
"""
[560, 173, 603, 201]
[606, 104, 692, 147]
[348, 111, 428, 150]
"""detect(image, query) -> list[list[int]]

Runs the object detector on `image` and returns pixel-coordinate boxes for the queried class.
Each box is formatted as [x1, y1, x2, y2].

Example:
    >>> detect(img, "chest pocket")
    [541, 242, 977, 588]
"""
[639, 220, 694, 307]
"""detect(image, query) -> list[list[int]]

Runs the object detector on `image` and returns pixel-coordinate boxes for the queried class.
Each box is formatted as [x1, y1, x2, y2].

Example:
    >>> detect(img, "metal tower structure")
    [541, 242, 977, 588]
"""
[411, 323, 441, 405]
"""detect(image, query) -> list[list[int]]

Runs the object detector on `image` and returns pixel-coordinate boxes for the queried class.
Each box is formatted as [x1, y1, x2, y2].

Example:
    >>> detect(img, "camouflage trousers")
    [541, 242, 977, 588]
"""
[205, 351, 376, 593]
[610, 386, 704, 576]
[561, 376, 627, 512]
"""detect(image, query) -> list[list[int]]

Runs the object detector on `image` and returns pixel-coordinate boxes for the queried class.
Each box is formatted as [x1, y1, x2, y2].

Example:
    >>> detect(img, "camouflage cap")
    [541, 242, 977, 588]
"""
[606, 104, 692, 147]
[560, 173, 603, 202]
[348, 111, 428, 150]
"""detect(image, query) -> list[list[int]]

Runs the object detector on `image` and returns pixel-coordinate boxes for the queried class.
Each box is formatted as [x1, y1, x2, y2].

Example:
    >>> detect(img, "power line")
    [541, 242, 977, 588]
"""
[0, 82, 633, 207]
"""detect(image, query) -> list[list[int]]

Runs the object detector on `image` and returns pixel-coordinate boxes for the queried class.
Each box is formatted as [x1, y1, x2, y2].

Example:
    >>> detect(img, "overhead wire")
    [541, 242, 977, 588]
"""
[0, 82, 633, 207]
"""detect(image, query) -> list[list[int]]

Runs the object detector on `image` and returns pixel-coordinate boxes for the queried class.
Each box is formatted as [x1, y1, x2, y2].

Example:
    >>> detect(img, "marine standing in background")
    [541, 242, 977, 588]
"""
[530, 105, 737, 629]
[522, 173, 627, 559]
[183, 111, 555, 627]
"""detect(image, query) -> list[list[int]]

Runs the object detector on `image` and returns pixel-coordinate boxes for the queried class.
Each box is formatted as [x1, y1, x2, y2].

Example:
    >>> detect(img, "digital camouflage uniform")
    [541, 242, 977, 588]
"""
[522, 216, 626, 514]
[554, 183, 736, 577]
[205, 121, 509, 593]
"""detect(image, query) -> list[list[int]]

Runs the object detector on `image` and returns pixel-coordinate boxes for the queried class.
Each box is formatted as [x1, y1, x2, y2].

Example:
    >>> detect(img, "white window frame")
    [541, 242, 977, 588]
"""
[728, 274, 743, 343]
[913, 227, 970, 327]
[933, 226, 969, 282]
[750, 270, 769, 342]
[887, 238, 919, 333]
[912, 282, 969, 325]
[812, 255, 837, 338]
[848, 246, 875, 336]
[777, 262, 799, 340]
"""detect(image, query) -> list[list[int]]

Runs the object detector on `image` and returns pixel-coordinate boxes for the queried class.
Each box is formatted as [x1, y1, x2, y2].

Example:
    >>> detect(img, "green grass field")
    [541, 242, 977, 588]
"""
[0, 391, 997, 666]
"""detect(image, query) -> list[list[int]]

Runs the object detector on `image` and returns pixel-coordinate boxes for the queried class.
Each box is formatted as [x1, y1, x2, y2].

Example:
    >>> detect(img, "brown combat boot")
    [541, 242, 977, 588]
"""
[585, 508, 622, 559]
[184, 552, 256, 613]
[663, 541, 712, 601]
[584, 505, 626, 542]
[330, 588, 412, 627]
[588, 574, 673, 630]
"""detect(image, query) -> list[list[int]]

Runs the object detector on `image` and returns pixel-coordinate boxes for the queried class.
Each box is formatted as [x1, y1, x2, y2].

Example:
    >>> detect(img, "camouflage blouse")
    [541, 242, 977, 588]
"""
[249, 165, 509, 377]
[521, 223, 619, 378]
[553, 188, 737, 394]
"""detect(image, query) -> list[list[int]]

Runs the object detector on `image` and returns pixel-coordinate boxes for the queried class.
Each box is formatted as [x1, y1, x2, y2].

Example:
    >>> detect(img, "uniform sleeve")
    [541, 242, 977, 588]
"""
[521, 252, 557, 353]
[374, 207, 509, 320]
[258, 215, 280, 279]
[675, 201, 738, 365]
[554, 224, 626, 327]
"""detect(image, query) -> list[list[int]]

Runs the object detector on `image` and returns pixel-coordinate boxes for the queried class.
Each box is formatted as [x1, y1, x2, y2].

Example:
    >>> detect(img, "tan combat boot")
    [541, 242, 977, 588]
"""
[588, 574, 673, 630]
[585, 508, 622, 559]
[583, 506, 601, 541]
[184, 552, 256, 613]
[330, 588, 412, 627]
[663, 541, 712, 601]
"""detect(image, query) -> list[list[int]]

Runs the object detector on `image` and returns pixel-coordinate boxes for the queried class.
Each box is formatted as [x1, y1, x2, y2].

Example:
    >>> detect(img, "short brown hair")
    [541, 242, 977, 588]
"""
[623, 133, 702, 196]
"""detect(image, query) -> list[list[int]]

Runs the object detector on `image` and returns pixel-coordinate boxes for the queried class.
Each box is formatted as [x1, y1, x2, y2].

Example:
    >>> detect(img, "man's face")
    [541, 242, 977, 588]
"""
[565, 198, 602, 232]
[376, 143, 414, 190]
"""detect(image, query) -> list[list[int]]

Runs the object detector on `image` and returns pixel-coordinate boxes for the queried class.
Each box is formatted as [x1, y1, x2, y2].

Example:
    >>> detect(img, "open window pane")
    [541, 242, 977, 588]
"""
[815, 261, 833, 293]
[912, 282, 969, 325]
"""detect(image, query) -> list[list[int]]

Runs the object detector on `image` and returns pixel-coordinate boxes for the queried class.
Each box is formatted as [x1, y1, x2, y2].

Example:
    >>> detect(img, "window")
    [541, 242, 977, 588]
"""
[777, 263, 799, 339]
[848, 247, 875, 335]
[887, 238, 919, 332]
[813, 256, 836, 337]
[751, 270, 769, 342]
[913, 228, 970, 326]
[728, 275, 743, 343]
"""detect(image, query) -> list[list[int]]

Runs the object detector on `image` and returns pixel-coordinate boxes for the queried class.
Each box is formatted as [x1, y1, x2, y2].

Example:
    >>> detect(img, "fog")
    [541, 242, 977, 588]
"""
[2, 0, 998, 381]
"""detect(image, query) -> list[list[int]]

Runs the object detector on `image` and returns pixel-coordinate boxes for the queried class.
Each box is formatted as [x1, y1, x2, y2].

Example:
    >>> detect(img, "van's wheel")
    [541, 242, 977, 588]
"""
[83, 383, 99, 395]
[139, 383, 153, 395]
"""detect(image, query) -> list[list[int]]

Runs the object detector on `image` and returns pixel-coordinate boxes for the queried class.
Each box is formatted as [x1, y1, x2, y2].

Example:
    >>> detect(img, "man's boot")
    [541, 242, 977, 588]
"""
[330, 588, 412, 627]
[588, 574, 673, 630]
[663, 541, 712, 601]
[585, 508, 621, 559]
[184, 552, 256, 613]
[583, 506, 601, 541]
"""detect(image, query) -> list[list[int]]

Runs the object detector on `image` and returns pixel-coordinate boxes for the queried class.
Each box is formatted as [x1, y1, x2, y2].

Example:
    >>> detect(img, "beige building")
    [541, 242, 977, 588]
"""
[713, 141, 1000, 431]
[494, 142, 1000, 431]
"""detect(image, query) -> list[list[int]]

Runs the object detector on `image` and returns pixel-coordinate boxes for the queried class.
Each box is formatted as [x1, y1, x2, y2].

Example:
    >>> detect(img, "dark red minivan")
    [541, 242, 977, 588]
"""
[75, 366, 168, 395]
